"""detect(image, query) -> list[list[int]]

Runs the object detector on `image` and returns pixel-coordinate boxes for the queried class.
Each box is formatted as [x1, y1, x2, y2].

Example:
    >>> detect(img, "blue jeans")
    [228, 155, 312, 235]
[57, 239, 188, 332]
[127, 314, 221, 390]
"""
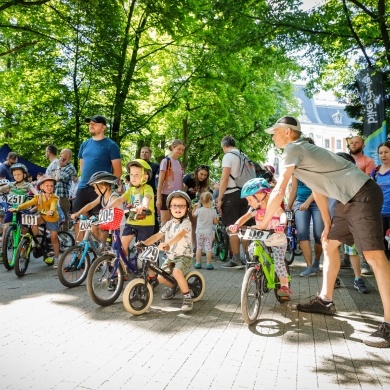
[293, 201, 324, 244]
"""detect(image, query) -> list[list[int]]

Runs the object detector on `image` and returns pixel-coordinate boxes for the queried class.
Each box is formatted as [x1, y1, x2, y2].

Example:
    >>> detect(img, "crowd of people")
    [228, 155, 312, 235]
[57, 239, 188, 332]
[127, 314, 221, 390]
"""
[0, 114, 389, 348]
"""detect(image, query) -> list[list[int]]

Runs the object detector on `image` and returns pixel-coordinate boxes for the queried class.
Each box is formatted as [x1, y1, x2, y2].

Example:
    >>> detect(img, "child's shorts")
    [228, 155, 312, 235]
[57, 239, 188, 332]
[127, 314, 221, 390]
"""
[161, 256, 192, 275]
[344, 244, 358, 256]
[122, 224, 154, 242]
[46, 221, 60, 232]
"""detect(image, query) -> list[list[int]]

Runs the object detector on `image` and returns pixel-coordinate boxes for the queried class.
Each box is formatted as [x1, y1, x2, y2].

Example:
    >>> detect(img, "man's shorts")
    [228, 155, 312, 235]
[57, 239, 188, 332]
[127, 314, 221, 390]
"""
[221, 191, 250, 226]
[329, 179, 385, 252]
[161, 255, 192, 275]
[72, 187, 102, 215]
[122, 224, 154, 242]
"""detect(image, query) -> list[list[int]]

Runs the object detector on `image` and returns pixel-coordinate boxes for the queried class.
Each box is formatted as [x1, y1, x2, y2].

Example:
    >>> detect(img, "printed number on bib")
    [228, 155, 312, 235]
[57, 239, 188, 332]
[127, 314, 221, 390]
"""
[7, 194, 24, 205]
[98, 208, 114, 224]
[79, 219, 92, 231]
[21, 214, 38, 226]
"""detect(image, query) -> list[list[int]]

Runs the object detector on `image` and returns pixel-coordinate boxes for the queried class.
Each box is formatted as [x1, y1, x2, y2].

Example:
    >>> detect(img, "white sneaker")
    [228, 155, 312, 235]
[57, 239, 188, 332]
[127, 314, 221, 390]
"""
[52, 258, 59, 269]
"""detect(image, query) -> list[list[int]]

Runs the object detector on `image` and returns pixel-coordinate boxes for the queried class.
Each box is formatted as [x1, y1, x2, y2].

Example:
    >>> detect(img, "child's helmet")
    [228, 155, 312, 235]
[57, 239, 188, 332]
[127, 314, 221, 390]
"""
[87, 171, 117, 186]
[126, 159, 152, 186]
[264, 165, 275, 174]
[37, 175, 57, 190]
[241, 178, 271, 198]
[166, 190, 191, 209]
[10, 163, 28, 175]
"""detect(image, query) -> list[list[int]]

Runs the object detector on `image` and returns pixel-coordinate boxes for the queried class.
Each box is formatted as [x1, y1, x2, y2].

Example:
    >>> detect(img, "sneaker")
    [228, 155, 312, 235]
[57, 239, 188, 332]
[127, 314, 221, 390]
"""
[334, 277, 341, 288]
[361, 262, 373, 276]
[206, 263, 214, 270]
[312, 259, 320, 273]
[194, 262, 201, 269]
[299, 266, 316, 277]
[181, 295, 193, 312]
[277, 286, 293, 297]
[162, 287, 180, 300]
[221, 261, 244, 269]
[296, 296, 336, 315]
[340, 257, 351, 269]
[52, 258, 59, 269]
[354, 278, 368, 294]
[107, 279, 117, 291]
[363, 322, 390, 348]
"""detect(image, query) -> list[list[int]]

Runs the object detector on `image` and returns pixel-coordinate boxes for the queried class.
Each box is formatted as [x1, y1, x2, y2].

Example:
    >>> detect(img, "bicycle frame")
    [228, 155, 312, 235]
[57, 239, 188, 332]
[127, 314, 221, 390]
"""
[285, 210, 297, 251]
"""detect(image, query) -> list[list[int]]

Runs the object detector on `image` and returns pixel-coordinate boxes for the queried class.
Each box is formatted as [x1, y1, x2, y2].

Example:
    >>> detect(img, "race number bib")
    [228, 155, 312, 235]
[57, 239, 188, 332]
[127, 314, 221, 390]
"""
[21, 214, 38, 226]
[79, 219, 92, 231]
[98, 208, 114, 224]
[7, 194, 24, 206]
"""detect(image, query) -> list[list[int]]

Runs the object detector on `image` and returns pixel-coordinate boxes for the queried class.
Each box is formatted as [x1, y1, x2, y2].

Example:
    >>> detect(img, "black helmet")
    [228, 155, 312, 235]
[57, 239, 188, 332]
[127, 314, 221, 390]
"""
[336, 152, 356, 165]
[166, 190, 191, 209]
[87, 171, 117, 186]
[10, 163, 28, 175]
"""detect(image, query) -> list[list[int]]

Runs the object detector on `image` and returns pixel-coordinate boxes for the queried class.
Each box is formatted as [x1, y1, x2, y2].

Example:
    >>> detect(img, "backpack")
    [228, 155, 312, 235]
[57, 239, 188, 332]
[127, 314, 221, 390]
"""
[226, 150, 256, 190]
[155, 156, 172, 188]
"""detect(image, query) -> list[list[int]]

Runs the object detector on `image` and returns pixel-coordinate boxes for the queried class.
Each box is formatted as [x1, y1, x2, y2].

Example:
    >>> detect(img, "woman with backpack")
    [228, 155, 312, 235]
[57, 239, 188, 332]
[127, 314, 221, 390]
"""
[371, 141, 390, 259]
[156, 139, 186, 227]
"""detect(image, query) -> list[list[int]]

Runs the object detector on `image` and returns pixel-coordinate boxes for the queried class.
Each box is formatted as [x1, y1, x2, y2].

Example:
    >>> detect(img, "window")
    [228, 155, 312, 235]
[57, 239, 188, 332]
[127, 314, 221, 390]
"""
[336, 139, 341, 149]
[324, 139, 330, 149]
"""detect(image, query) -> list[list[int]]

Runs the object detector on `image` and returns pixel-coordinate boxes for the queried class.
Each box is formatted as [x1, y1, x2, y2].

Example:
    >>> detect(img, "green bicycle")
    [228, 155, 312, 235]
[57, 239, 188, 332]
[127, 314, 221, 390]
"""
[238, 228, 291, 325]
[212, 218, 229, 261]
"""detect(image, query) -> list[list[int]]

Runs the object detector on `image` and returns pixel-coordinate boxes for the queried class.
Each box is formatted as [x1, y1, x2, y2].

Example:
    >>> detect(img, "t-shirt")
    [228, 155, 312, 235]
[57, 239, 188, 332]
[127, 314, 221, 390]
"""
[78, 138, 121, 188]
[5, 182, 35, 206]
[160, 157, 183, 195]
[296, 179, 312, 203]
[353, 154, 376, 175]
[0, 163, 13, 181]
[373, 169, 390, 215]
[251, 207, 281, 230]
[46, 158, 59, 178]
[160, 218, 192, 261]
[283, 139, 369, 204]
[122, 184, 155, 226]
[221, 149, 241, 195]
[194, 207, 217, 234]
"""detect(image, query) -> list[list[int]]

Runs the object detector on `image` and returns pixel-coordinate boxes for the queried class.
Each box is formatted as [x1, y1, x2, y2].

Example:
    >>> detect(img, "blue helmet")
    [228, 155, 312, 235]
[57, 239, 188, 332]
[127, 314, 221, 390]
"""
[241, 178, 271, 198]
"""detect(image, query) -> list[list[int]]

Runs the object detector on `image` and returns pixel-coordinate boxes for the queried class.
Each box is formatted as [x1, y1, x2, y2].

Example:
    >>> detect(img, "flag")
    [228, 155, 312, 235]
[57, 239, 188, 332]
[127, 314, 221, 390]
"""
[356, 67, 387, 165]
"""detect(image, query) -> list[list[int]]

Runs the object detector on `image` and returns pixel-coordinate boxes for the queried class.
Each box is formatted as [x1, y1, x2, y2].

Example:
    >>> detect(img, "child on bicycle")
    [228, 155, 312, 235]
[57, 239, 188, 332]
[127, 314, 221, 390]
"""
[11, 175, 60, 268]
[106, 159, 154, 255]
[192, 191, 218, 270]
[229, 178, 292, 298]
[70, 171, 120, 247]
[0, 164, 38, 243]
[137, 190, 194, 312]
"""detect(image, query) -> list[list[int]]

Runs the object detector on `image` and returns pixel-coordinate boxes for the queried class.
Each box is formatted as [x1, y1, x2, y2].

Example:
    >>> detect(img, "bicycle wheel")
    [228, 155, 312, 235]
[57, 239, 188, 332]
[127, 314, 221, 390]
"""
[57, 245, 91, 288]
[186, 271, 206, 302]
[14, 237, 31, 277]
[86, 254, 124, 306]
[241, 266, 262, 325]
[285, 239, 295, 265]
[217, 228, 229, 262]
[122, 278, 153, 315]
[58, 231, 75, 252]
[2, 225, 17, 270]
[274, 260, 291, 303]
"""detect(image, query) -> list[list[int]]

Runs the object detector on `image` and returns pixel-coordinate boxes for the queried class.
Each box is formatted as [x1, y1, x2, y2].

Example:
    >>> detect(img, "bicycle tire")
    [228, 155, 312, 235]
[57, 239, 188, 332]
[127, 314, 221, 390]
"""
[14, 237, 31, 277]
[58, 231, 75, 252]
[186, 271, 206, 302]
[57, 245, 91, 288]
[2, 225, 17, 270]
[86, 254, 124, 306]
[285, 239, 295, 265]
[122, 278, 153, 315]
[217, 228, 229, 262]
[241, 266, 262, 325]
[274, 260, 291, 303]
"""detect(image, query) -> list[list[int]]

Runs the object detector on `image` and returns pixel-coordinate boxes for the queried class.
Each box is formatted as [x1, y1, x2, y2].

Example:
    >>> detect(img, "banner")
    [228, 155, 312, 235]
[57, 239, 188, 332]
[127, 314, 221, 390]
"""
[356, 67, 387, 165]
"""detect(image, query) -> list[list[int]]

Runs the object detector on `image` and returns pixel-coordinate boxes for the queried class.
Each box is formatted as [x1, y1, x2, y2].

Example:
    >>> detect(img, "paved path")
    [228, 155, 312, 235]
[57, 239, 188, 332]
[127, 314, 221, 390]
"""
[1, 254, 389, 389]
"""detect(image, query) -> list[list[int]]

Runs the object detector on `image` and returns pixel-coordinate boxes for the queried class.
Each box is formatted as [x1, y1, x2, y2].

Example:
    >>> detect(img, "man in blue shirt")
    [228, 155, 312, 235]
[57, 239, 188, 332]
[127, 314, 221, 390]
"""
[0, 152, 18, 181]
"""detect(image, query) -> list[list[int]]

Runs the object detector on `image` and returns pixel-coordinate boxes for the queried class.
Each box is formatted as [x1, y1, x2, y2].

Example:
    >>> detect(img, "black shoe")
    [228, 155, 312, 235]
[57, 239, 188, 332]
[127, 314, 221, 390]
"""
[297, 296, 336, 315]
[340, 258, 351, 269]
[334, 277, 341, 288]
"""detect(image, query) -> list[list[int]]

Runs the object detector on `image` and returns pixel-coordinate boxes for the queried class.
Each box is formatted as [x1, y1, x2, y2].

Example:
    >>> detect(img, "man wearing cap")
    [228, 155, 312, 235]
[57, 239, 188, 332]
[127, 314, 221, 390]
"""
[0, 152, 18, 181]
[72, 115, 122, 236]
[259, 115, 390, 348]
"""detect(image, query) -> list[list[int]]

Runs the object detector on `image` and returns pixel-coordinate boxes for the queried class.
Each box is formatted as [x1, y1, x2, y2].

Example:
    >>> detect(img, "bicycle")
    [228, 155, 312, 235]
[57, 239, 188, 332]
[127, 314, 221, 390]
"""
[238, 228, 291, 325]
[212, 217, 229, 261]
[284, 209, 302, 265]
[57, 215, 105, 288]
[122, 243, 206, 315]
[86, 207, 143, 306]
[14, 213, 75, 277]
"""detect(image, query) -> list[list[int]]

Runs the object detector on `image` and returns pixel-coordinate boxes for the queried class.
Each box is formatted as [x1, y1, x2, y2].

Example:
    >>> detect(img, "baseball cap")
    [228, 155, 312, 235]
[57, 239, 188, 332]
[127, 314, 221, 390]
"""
[85, 115, 107, 125]
[264, 116, 301, 135]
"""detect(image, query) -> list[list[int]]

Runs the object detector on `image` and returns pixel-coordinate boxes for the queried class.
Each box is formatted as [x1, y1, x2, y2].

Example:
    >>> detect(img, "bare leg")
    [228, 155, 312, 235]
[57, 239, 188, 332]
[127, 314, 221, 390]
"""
[300, 240, 313, 266]
[320, 239, 341, 300]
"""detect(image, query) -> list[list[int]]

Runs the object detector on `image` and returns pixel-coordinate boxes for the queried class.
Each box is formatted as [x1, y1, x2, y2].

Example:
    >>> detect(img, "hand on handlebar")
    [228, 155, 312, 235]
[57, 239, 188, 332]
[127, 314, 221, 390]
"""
[229, 224, 239, 233]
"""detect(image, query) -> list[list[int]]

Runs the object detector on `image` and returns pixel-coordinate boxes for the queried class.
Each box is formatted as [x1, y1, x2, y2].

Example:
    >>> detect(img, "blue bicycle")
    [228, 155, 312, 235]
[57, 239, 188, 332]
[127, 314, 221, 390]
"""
[284, 210, 302, 265]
